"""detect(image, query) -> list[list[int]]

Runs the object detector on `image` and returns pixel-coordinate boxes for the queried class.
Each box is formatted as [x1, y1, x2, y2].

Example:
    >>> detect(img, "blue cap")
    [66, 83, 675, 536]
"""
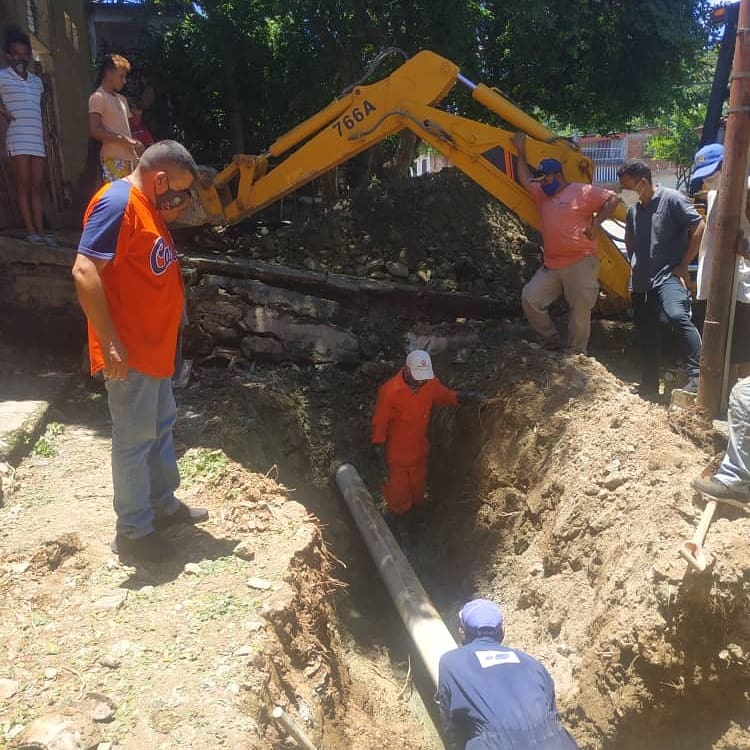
[459, 599, 504, 632]
[692, 143, 723, 181]
[532, 158, 563, 180]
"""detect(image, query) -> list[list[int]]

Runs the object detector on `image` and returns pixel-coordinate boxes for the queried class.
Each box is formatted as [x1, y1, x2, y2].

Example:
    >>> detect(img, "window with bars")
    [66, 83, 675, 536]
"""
[580, 139, 627, 186]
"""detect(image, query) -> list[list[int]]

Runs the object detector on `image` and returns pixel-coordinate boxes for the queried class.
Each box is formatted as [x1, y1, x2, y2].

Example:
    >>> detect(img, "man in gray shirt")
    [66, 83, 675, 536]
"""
[618, 160, 705, 395]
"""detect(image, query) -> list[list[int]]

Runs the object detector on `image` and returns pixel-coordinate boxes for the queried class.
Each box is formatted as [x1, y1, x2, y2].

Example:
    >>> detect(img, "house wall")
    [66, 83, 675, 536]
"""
[43, 0, 93, 191]
[88, 1, 149, 58]
[410, 151, 451, 177]
[580, 129, 678, 193]
[0, 0, 93, 228]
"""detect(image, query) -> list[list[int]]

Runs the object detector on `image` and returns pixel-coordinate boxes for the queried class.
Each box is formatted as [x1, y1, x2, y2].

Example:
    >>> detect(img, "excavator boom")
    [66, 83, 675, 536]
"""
[195, 50, 631, 302]
[197, 51, 459, 223]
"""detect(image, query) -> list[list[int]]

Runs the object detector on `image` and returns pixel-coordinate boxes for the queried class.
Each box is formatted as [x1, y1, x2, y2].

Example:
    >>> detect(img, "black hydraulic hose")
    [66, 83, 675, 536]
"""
[338, 47, 409, 97]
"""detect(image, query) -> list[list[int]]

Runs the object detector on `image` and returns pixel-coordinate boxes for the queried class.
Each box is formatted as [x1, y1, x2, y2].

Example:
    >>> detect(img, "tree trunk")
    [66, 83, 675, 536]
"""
[387, 132, 420, 180]
[320, 169, 339, 208]
[180, 252, 505, 319]
[225, 70, 245, 154]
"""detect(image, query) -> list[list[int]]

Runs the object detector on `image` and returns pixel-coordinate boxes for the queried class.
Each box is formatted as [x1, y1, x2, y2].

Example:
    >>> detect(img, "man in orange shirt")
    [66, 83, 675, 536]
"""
[72, 140, 207, 563]
[512, 133, 619, 353]
[371, 350, 484, 541]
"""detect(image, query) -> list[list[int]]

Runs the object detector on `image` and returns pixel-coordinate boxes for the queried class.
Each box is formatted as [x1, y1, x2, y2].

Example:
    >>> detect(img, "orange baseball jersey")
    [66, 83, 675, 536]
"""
[371, 369, 458, 467]
[78, 180, 184, 378]
[529, 182, 614, 269]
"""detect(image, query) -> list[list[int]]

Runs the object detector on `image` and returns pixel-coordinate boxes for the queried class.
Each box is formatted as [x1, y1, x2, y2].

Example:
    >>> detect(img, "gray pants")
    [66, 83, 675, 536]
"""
[105, 369, 181, 538]
[521, 256, 600, 353]
[715, 376, 750, 494]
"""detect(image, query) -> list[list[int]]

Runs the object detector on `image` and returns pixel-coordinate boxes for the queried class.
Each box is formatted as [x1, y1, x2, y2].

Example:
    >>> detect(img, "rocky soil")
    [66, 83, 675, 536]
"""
[3, 165, 748, 750]
[121, 329, 750, 750]
[181, 169, 541, 301]
[421, 346, 750, 750]
[0, 376, 438, 750]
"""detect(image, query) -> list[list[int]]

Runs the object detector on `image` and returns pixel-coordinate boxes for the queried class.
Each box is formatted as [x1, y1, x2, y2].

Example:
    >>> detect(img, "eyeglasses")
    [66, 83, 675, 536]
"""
[157, 177, 194, 210]
[160, 189, 193, 210]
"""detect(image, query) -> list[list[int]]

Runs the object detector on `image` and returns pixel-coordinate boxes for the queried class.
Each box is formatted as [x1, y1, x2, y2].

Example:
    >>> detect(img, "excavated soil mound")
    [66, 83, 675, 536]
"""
[420, 345, 750, 749]
[184, 169, 540, 302]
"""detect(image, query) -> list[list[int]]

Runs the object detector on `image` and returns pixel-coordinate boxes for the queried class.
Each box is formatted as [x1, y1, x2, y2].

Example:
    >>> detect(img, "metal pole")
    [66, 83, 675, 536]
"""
[334, 463, 458, 688]
[457, 73, 478, 91]
[698, 0, 750, 417]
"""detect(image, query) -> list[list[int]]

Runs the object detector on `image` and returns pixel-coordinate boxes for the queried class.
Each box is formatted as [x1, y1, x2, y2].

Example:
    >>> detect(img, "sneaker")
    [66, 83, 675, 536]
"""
[25, 233, 44, 244]
[682, 377, 700, 394]
[691, 476, 750, 507]
[111, 530, 176, 562]
[43, 233, 58, 247]
[153, 500, 209, 530]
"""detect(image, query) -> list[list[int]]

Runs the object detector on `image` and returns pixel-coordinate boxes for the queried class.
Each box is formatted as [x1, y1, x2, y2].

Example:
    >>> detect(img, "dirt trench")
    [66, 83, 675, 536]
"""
[4, 323, 750, 749]
[417, 347, 750, 750]
[171, 333, 750, 750]
[3, 153, 750, 746]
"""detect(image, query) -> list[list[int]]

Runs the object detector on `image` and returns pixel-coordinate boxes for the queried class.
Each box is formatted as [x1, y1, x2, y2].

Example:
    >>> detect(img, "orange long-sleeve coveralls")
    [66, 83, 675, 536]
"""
[371, 369, 458, 515]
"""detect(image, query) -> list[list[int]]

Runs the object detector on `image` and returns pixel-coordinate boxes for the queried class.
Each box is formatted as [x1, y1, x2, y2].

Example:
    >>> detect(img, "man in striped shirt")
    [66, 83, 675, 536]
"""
[0, 25, 52, 245]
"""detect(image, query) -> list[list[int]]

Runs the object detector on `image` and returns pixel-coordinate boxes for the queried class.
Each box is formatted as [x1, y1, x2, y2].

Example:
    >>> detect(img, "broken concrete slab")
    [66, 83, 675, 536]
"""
[240, 308, 359, 364]
[0, 372, 72, 465]
[201, 275, 340, 321]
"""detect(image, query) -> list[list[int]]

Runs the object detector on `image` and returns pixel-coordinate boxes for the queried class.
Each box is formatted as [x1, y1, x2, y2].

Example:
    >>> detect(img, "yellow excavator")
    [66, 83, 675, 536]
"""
[194, 49, 631, 303]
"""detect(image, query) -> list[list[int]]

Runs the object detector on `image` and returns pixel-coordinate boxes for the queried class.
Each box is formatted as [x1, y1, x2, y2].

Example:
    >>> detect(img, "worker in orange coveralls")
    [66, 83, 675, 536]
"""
[371, 350, 485, 543]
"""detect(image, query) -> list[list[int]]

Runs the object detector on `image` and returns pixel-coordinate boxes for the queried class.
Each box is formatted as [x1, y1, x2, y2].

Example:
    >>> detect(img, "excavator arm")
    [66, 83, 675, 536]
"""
[195, 50, 631, 302]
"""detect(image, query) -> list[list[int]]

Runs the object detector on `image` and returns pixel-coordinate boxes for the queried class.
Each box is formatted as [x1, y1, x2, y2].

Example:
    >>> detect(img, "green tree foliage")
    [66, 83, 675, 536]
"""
[646, 112, 702, 191]
[645, 48, 718, 191]
[139, 0, 277, 161]
[138, 0, 711, 173]
[480, 0, 711, 133]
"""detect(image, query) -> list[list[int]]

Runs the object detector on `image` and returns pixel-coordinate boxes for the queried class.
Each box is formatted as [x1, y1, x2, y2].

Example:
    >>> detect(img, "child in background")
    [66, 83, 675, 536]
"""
[128, 99, 154, 148]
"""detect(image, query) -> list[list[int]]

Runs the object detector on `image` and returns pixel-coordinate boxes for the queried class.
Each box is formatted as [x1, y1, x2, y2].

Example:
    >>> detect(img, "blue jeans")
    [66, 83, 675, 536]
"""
[105, 370, 181, 538]
[715, 376, 750, 493]
[632, 276, 702, 389]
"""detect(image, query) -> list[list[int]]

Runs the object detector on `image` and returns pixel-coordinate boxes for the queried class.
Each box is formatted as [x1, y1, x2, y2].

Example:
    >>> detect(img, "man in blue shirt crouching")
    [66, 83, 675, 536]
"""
[437, 599, 578, 750]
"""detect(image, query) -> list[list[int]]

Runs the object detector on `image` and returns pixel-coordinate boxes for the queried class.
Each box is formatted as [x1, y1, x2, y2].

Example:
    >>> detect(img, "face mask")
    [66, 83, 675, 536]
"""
[10, 59, 29, 75]
[623, 180, 644, 201]
[541, 178, 559, 196]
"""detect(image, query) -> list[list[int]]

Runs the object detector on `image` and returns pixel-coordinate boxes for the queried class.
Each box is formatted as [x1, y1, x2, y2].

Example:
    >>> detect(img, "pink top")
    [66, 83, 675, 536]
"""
[529, 182, 614, 269]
